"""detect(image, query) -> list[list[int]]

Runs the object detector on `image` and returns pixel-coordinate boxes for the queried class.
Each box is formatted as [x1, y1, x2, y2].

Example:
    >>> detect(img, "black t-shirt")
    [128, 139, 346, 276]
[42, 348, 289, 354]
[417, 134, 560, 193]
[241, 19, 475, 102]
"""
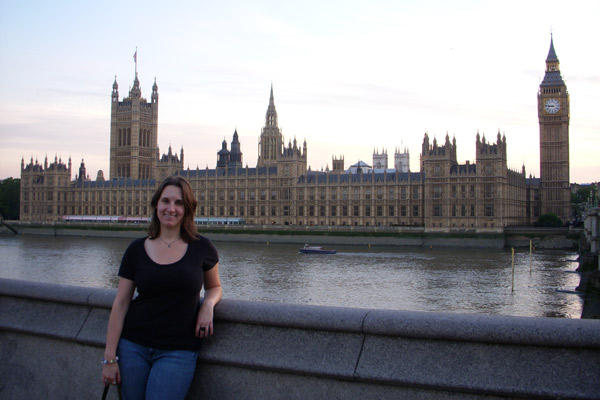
[118, 236, 219, 350]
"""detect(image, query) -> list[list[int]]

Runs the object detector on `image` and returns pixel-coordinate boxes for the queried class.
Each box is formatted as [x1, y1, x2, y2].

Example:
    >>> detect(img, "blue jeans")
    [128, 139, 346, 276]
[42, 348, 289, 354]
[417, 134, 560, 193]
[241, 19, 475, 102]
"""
[117, 338, 198, 400]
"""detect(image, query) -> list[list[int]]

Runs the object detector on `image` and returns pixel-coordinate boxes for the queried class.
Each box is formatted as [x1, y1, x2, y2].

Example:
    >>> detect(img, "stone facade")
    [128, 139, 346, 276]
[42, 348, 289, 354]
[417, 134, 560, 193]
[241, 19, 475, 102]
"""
[19, 156, 72, 222]
[20, 39, 569, 230]
[538, 36, 571, 223]
[109, 73, 182, 182]
[394, 149, 410, 173]
[419, 132, 528, 231]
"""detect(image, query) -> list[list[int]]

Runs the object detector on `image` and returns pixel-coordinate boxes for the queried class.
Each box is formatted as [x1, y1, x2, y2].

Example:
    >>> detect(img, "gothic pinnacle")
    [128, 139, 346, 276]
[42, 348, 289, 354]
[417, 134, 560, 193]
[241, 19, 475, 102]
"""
[546, 34, 558, 63]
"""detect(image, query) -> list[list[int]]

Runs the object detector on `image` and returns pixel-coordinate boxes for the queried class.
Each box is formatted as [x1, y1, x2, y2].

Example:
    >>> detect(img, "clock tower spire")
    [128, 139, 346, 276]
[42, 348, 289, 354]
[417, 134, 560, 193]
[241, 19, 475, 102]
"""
[538, 35, 570, 223]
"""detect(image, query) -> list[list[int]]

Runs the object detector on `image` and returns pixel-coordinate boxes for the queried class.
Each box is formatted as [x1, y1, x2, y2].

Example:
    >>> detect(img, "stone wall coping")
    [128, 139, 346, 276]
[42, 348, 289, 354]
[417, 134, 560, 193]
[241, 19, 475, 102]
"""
[0, 277, 115, 308]
[363, 309, 600, 347]
[2, 277, 599, 349]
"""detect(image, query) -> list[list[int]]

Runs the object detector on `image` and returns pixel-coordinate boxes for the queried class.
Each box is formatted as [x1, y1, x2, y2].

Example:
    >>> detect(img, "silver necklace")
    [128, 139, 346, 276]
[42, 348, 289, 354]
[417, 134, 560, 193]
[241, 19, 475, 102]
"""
[159, 237, 180, 248]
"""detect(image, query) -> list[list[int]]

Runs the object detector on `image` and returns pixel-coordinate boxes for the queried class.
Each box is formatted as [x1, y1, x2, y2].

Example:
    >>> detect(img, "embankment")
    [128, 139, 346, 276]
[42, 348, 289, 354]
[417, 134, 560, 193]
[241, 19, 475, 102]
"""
[2, 222, 580, 249]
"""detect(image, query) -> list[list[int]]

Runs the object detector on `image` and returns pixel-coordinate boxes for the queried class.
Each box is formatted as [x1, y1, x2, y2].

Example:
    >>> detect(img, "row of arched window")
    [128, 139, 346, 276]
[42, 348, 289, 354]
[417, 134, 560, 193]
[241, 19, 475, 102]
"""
[118, 128, 130, 146]
[139, 129, 152, 147]
[117, 128, 152, 147]
[542, 87, 562, 94]
[117, 164, 131, 178]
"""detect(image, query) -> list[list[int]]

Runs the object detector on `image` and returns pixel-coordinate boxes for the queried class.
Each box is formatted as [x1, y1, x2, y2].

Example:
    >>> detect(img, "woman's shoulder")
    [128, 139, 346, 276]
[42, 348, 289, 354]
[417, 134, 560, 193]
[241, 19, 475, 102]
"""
[131, 236, 148, 245]
[125, 237, 149, 252]
[119, 237, 149, 269]
[190, 234, 219, 269]
[191, 234, 213, 247]
[190, 234, 218, 254]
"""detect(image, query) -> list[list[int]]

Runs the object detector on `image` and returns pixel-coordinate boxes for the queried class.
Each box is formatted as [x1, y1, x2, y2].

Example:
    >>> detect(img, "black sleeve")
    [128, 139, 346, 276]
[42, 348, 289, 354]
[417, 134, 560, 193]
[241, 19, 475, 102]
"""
[118, 238, 142, 280]
[199, 237, 219, 271]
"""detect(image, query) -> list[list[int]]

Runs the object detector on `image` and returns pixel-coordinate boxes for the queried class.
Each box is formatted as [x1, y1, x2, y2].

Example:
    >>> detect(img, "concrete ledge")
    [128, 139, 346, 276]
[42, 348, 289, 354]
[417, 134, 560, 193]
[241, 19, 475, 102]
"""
[1, 278, 599, 399]
[364, 309, 600, 347]
[356, 335, 598, 398]
[216, 299, 367, 332]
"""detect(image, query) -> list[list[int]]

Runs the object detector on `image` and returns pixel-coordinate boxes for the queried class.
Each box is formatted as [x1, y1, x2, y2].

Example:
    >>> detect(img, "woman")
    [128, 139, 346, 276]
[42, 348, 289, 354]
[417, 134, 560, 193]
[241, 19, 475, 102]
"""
[101, 176, 222, 400]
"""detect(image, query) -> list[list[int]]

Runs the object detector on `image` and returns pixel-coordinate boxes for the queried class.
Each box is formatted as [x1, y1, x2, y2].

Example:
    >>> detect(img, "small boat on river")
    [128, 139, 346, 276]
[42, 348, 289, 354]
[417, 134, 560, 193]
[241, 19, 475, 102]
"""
[299, 244, 337, 254]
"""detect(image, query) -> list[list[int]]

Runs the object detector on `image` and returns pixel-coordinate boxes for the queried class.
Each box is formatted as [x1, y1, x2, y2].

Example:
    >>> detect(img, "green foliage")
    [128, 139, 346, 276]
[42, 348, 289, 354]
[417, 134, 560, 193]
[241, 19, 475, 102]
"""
[571, 185, 598, 223]
[0, 178, 20, 220]
[536, 213, 563, 227]
[571, 186, 592, 204]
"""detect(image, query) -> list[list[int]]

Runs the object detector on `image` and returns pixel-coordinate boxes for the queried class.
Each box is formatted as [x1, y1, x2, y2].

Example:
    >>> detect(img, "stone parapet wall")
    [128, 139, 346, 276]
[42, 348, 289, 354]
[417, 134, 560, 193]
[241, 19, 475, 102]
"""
[1, 278, 599, 399]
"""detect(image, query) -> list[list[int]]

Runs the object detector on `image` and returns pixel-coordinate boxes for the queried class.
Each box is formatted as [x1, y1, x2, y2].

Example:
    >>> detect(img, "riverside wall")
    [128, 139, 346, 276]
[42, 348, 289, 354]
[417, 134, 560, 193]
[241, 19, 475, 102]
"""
[1, 278, 599, 399]
[1, 222, 581, 249]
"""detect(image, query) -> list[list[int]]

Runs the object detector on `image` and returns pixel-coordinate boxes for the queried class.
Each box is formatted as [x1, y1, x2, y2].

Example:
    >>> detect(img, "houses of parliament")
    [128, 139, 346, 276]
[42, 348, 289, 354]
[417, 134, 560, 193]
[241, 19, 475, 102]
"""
[19, 38, 571, 231]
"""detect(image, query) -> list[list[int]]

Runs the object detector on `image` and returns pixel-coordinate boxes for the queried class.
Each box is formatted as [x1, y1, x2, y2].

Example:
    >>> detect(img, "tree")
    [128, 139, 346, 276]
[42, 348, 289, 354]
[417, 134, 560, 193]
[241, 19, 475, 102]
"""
[536, 213, 562, 227]
[571, 186, 592, 204]
[571, 185, 598, 224]
[0, 178, 20, 220]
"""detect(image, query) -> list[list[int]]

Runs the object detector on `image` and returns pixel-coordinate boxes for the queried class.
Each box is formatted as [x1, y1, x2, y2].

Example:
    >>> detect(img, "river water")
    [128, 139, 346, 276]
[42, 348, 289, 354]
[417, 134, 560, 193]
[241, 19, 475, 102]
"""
[0, 234, 583, 318]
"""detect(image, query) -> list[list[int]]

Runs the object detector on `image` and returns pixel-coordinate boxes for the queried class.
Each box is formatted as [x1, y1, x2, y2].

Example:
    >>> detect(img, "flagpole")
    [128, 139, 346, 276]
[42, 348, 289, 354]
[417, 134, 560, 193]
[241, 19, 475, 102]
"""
[134, 47, 138, 77]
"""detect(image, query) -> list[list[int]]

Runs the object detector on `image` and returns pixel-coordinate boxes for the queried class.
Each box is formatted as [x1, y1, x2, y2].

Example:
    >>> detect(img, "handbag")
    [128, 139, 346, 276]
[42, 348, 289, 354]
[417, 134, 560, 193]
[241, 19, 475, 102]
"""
[101, 384, 122, 400]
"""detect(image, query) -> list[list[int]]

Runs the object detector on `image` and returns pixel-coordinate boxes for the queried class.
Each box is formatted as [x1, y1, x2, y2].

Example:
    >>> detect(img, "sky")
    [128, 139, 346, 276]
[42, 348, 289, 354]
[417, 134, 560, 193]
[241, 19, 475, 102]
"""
[0, 0, 598, 183]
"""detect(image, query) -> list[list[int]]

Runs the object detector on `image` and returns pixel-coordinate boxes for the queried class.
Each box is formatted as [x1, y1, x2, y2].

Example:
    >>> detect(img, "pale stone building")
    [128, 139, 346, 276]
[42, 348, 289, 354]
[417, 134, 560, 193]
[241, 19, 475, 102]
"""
[20, 38, 570, 230]
[372, 149, 388, 170]
[394, 148, 410, 173]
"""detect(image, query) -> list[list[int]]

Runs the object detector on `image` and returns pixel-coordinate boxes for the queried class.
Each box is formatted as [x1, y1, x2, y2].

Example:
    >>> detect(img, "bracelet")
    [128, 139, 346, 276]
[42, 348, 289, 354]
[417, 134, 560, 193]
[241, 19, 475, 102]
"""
[100, 356, 119, 365]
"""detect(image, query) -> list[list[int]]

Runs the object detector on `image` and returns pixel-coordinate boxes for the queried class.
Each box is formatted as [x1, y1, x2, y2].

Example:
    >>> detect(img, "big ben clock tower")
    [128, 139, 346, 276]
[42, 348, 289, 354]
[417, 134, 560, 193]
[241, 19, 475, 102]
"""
[538, 36, 570, 223]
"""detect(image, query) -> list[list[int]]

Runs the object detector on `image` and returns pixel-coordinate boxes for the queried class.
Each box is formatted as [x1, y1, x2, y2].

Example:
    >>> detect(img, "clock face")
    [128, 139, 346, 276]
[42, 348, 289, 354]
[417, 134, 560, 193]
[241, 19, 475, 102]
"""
[544, 98, 560, 114]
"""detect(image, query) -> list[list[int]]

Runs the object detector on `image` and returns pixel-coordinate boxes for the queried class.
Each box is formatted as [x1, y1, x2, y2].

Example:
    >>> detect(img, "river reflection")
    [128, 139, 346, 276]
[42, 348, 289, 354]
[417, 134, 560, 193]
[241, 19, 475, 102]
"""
[0, 235, 583, 318]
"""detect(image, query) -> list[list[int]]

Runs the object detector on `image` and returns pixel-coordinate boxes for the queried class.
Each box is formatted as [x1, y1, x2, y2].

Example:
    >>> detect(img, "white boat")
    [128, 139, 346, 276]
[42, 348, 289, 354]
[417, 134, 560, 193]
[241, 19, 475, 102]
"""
[298, 244, 336, 254]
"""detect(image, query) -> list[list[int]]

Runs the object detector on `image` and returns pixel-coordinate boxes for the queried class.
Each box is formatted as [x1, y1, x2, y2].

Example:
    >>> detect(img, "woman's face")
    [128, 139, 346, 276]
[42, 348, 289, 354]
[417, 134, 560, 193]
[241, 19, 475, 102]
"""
[157, 185, 185, 230]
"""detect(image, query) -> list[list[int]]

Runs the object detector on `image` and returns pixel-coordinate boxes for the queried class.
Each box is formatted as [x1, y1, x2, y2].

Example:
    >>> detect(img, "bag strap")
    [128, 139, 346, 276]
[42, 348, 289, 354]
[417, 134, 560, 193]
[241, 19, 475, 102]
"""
[102, 384, 122, 400]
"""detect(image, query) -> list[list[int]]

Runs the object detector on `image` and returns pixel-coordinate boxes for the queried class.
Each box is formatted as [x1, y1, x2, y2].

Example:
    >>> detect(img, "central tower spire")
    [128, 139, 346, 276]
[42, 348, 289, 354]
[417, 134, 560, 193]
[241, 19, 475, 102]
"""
[265, 83, 278, 128]
[257, 84, 282, 167]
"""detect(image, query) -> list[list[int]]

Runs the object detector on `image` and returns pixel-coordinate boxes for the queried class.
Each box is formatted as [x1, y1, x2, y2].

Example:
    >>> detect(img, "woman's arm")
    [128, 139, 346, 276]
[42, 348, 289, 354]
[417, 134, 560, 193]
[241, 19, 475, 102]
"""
[102, 277, 135, 384]
[196, 263, 222, 338]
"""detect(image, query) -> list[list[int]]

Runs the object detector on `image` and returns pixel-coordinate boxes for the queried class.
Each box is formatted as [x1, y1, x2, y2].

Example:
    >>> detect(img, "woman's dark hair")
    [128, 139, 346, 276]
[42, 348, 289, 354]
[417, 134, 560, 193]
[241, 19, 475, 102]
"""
[148, 176, 197, 242]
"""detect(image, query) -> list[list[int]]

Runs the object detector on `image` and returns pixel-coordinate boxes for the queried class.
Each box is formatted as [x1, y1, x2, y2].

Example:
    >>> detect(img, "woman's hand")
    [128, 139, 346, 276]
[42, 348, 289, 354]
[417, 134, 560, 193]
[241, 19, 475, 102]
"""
[101, 278, 134, 387]
[101, 363, 120, 386]
[196, 263, 222, 338]
[195, 304, 214, 338]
